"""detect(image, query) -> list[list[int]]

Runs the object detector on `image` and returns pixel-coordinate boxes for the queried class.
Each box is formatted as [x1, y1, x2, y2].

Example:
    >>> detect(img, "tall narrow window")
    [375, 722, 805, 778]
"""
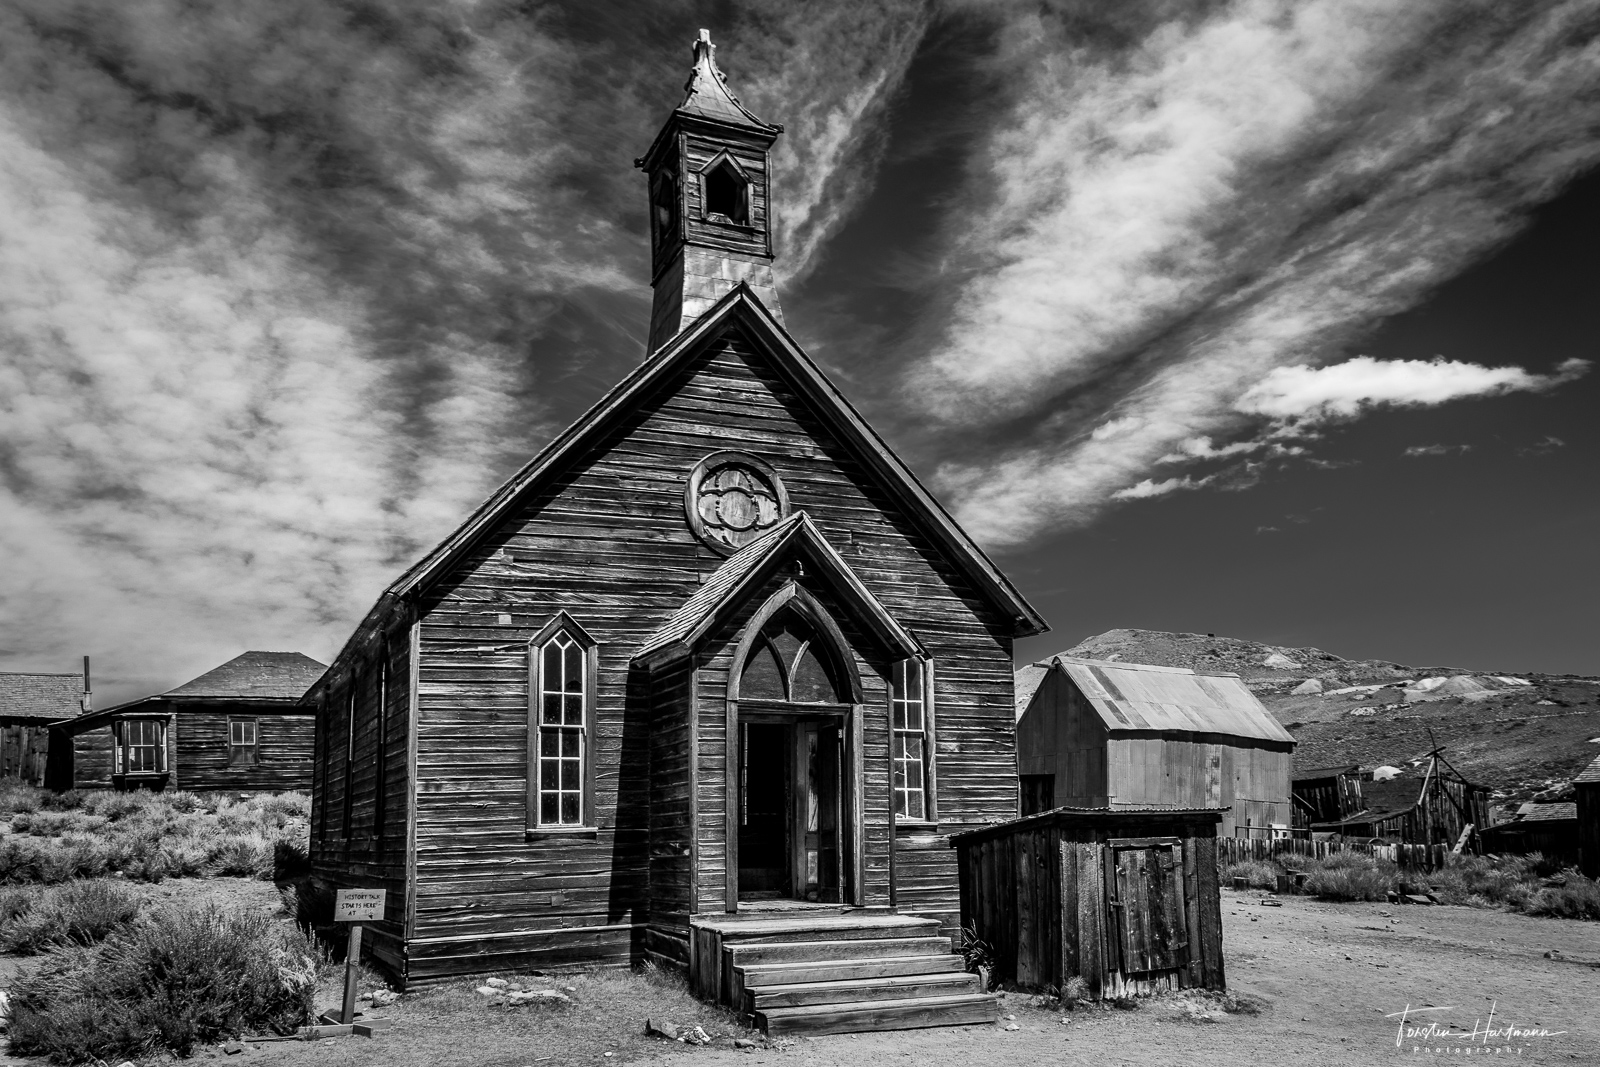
[529, 616, 597, 829]
[229, 718, 259, 766]
[342, 679, 357, 837]
[891, 658, 932, 821]
[374, 648, 389, 843]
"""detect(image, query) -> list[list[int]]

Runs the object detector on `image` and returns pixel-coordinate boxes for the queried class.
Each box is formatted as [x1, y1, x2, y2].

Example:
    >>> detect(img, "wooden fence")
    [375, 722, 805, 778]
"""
[1218, 835, 1450, 872]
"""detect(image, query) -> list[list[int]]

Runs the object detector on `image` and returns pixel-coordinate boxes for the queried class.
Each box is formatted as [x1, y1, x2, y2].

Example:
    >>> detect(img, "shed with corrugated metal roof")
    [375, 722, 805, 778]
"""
[1015, 657, 1295, 837]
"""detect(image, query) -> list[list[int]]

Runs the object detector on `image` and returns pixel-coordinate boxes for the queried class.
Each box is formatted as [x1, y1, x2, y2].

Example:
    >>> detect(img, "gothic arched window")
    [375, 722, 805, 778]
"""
[528, 614, 597, 830]
[740, 612, 846, 704]
[703, 159, 748, 224]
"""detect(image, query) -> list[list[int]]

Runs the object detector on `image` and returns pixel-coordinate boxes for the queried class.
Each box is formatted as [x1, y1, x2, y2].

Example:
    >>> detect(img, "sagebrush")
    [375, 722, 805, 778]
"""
[7, 903, 318, 1063]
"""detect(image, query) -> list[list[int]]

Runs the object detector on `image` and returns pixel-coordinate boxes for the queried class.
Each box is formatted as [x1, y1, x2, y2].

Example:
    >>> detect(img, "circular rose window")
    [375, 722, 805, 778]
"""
[685, 451, 789, 554]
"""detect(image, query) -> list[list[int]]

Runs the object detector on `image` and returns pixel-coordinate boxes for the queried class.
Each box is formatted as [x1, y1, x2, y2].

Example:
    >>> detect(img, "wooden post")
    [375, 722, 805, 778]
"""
[342, 924, 363, 1024]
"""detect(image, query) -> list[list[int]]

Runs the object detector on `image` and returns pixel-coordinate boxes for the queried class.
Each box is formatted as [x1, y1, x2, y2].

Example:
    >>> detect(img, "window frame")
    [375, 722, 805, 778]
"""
[228, 717, 260, 767]
[696, 151, 751, 226]
[527, 613, 599, 834]
[890, 656, 937, 825]
[115, 716, 168, 777]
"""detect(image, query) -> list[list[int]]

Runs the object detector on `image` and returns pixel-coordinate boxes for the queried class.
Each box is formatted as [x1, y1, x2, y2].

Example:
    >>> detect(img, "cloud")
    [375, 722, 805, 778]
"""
[1111, 474, 1213, 501]
[907, 0, 1600, 545]
[0, 2, 923, 699]
[1517, 434, 1567, 455]
[1237, 356, 1589, 423]
[1403, 443, 1473, 457]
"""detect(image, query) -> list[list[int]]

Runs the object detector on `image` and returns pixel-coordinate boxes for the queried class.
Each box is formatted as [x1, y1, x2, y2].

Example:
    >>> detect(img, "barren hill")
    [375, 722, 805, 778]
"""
[1049, 629, 1600, 809]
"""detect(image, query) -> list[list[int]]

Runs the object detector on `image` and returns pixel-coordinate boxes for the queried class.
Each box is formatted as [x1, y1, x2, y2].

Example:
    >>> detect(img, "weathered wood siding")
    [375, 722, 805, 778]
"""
[956, 810, 1225, 997]
[72, 727, 115, 789]
[0, 722, 51, 786]
[1577, 782, 1599, 879]
[645, 657, 695, 968]
[173, 707, 314, 793]
[396, 321, 1016, 977]
[309, 622, 414, 976]
[1016, 671, 1109, 805]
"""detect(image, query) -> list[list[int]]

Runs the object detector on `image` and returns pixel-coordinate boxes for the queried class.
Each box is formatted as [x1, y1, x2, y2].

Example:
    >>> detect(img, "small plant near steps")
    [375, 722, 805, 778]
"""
[699, 911, 997, 1037]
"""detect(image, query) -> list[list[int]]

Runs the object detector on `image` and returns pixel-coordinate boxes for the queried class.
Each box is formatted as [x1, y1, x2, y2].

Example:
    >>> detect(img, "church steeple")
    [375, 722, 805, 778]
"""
[637, 31, 784, 353]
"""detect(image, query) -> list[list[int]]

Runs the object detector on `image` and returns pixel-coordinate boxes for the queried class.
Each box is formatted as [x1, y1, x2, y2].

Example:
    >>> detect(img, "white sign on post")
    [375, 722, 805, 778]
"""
[334, 888, 385, 922]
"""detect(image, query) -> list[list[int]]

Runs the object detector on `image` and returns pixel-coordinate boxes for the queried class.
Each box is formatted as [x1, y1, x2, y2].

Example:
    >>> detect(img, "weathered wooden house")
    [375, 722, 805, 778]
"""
[1291, 764, 1364, 830]
[49, 652, 323, 793]
[0, 670, 84, 786]
[1014, 657, 1294, 836]
[1309, 753, 1489, 848]
[1478, 801, 1579, 866]
[1577, 754, 1600, 878]
[305, 32, 1046, 1034]
[953, 807, 1225, 998]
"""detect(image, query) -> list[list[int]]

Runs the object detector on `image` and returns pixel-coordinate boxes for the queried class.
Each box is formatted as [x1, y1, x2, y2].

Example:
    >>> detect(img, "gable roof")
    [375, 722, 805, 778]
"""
[0, 673, 83, 721]
[1515, 801, 1577, 822]
[165, 652, 327, 700]
[635, 510, 921, 669]
[1576, 754, 1600, 785]
[360, 284, 1041, 637]
[1030, 656, 1295, 745]
[1012, 662, 1050, 722]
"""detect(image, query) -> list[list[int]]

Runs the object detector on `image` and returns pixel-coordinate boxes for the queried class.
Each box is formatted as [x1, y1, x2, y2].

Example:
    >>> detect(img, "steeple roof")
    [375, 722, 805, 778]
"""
[676, 29, 778, 131]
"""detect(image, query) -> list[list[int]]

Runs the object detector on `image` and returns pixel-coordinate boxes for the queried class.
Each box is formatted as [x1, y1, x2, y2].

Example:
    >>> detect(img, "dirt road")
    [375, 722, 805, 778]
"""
[629, 890, 1600, 1067]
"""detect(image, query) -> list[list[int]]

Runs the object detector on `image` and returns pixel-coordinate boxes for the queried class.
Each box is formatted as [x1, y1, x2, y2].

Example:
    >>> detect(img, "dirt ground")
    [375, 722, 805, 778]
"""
[3, 884, 1596, 1066]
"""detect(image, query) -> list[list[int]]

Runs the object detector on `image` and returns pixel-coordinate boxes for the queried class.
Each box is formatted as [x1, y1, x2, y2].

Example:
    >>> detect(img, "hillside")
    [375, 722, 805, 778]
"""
[1053, 629, 1600, 808]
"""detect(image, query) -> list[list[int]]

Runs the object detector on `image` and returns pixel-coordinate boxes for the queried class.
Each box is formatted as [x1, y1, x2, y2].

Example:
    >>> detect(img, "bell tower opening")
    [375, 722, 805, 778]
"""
[703, 159, 748, 225]
[636, 29, 785, 353]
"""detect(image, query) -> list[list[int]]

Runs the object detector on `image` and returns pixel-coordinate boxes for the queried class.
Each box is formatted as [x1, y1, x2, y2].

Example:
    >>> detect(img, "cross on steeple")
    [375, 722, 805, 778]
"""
[637, 31, 785, 353]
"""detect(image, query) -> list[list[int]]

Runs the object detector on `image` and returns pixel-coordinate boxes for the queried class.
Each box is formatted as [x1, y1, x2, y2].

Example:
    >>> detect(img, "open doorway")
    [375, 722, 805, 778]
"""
[736, 717, 844, 903]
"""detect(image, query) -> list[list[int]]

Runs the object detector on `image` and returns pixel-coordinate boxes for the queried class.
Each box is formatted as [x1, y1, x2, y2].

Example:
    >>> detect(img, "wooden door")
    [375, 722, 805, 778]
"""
[738, 722, 791, 898]
[1107, 841, 1189, 974]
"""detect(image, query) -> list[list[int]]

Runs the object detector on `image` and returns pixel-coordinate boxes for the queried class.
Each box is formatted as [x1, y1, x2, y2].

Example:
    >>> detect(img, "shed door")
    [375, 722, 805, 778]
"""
[1108, 841, 1189, 974]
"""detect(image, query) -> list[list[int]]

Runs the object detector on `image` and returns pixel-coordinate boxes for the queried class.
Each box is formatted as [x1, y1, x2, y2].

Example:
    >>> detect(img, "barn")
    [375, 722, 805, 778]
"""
[304, 32, 1046, 1035]
[0, 670, 84, 786]
[1014, 657, 1295, 837]
[50, 652, 324, 793]
[1578, 754, 1600, 878]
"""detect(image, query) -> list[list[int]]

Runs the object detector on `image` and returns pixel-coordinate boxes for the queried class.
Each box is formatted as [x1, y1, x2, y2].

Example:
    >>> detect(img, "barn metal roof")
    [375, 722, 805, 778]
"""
[0, 672, 83, 721]
[1038, 656, 1296, 744]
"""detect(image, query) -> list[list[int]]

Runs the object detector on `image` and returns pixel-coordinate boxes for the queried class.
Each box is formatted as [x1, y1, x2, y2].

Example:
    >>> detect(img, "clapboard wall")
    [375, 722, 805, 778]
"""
[0, 723, 51, 786]
[174, 706, 314, 792]
[309, 316, 1022, 984]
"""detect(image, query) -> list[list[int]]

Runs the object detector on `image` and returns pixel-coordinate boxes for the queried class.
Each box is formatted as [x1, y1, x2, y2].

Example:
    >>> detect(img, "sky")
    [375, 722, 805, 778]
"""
[0, 0, 1595, 706]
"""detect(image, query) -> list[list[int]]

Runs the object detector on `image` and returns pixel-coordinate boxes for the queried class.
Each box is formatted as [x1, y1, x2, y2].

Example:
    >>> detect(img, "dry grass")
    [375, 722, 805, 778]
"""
[0, 783, 309, 885]
[0, 879, 141, 954]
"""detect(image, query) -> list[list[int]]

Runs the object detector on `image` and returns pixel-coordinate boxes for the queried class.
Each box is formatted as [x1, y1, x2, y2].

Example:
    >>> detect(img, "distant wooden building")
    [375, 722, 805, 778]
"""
[953, 806, 1225, 998]
[0, 671, 84, 786]
[1479, 801, 1580, 866]
[1014, 657, 1295, 837]
[1291, 764, 1364, 829]
[1577, 755, 1600, 878]
[50, 652, 324, 793]
[304, 32, 1045, 1036]
[1310, 753, 1489, 848]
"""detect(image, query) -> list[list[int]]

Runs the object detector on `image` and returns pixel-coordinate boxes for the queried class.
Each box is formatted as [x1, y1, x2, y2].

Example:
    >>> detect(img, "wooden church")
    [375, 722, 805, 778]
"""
[307, 32, 1047, 1033]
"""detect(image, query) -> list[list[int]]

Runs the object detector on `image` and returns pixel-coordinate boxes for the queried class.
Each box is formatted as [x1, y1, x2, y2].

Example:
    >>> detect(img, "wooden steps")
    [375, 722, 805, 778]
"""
[695, 910, 997, 1037]
[755, 992, 999, 1037]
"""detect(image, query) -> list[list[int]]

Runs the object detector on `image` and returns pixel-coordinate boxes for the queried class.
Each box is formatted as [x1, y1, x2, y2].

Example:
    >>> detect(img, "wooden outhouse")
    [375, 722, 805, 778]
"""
[1577, 755, 1600, 878]
[304, 32, 1045, 1034]
[0, 671, 83, 786]
[50, 652, 323, 793]
[952, 807, 1225, 997]
[1015, 657, 1294, 837]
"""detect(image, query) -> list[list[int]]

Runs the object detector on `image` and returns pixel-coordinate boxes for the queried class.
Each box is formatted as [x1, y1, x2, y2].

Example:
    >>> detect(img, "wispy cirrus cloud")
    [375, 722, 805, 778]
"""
[910, 0, 1600, 545]
[0, 1, 923, 699]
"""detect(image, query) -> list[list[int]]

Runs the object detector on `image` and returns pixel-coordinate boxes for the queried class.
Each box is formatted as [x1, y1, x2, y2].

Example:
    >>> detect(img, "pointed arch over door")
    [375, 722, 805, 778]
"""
[725, 582, 865, 910]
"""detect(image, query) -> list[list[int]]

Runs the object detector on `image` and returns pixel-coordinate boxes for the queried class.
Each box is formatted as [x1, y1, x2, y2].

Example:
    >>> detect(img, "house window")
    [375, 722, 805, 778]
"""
[891, 658, 934, 821]
[229, 718, 259, 767]
[529, 617, 597, 829]
[116, 718, 167, 775]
